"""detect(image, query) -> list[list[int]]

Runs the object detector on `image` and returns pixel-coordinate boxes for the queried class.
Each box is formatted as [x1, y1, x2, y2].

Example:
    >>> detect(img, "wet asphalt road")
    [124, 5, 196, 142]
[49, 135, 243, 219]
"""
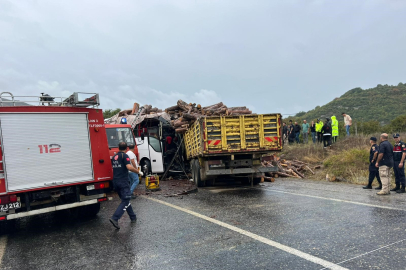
[1, 179, 406, 270]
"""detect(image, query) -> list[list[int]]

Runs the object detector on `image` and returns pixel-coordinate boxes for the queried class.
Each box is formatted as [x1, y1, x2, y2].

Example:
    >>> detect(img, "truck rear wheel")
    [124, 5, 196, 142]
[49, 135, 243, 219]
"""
[253, 178, 261, 185]
[81, 202, 101, 217]
[69, 202, 101, 219]
[192, 159, 205, 187]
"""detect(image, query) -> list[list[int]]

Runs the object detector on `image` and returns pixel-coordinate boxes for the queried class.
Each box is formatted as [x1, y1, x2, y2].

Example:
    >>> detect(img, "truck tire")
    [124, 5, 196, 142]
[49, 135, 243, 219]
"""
[193, 159, 205, 187]
[81, 202, 101, 217]
[205, 178, 215, 187]
[253, 178, 261, 185]
[0, 220, 16, 235]
[70, 202, 101, 219]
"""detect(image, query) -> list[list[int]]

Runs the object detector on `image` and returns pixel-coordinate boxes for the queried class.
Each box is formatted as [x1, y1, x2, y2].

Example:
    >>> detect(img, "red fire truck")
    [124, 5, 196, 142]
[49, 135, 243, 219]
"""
[0, 92, 113, 225]
[105, 124, 139, 162]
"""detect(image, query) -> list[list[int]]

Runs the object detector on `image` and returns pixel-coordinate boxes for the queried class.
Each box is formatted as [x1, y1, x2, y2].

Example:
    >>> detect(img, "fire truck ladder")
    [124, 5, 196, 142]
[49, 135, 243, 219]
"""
[130, 106, 145, 130]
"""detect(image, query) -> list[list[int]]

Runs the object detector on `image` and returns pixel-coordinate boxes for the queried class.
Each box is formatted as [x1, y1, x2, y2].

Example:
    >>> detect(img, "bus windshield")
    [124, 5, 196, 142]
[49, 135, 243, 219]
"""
[106, 127, 135, 148]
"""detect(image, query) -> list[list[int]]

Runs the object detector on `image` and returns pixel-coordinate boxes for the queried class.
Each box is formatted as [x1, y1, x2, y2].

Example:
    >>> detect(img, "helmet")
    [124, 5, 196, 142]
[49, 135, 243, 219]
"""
[120, 118, 127, 124]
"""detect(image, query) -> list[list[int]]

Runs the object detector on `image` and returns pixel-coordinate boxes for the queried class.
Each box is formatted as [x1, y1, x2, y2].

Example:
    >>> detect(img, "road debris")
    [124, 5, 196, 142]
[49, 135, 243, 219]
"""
[261, 154, 320, 179]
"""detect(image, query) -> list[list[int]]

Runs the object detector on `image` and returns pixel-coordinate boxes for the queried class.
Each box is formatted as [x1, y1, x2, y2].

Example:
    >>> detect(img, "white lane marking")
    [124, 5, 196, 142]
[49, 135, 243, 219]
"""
[0, 236, 7, 266]
[320, 238, 406, 270]
[263, 188, 406, 211]
[143, 196, 348, 270]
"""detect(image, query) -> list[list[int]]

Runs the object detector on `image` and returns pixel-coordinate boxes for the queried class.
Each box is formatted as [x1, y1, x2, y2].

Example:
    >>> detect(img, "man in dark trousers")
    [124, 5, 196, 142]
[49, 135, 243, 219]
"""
[321, 118, 332, 148]
[288, 120, 295, 144]
[109, 142, 140, 229]
[363, 137, 382, 190]
[375, 133, 394, 195]
[282, 122, 288, 145]
[391, 134, 406, 193]
[294, 121, 301, 144]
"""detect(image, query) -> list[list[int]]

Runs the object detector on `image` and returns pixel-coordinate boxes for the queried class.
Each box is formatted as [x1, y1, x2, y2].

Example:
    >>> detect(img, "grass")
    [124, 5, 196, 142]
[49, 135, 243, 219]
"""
[281, 134, 402, 186]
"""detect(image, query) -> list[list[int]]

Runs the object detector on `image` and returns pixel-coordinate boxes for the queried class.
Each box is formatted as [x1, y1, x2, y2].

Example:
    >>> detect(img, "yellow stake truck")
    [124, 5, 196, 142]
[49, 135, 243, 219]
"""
[184, 114, 282, 187]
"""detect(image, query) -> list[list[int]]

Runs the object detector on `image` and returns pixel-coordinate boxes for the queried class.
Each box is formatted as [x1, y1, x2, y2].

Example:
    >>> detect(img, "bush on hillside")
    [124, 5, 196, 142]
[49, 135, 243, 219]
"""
[323, 148, 369, 180]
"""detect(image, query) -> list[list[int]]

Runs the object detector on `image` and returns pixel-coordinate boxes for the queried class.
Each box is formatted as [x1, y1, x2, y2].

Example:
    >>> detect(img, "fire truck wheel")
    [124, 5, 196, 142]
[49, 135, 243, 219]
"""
[81, 202, 101, 217]
[0, 219, 16, 235]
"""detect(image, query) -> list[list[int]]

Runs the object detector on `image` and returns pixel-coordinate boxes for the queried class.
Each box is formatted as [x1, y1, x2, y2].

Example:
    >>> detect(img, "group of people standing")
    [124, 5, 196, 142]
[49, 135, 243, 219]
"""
[282, 113, 352, 148]
[283, 117, 338, 148]
[364, 133, 406, 195]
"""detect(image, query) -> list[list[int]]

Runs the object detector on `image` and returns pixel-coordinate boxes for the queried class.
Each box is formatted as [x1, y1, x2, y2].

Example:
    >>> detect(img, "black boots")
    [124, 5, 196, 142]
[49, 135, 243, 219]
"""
[396, 186, 405, 193]
[363, 185, 372, 189]
[391, 184, 400, 192]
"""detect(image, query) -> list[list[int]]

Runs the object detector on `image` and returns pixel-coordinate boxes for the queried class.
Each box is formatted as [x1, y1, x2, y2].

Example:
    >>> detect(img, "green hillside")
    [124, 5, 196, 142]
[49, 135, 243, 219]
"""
[295, 83, 406, 124]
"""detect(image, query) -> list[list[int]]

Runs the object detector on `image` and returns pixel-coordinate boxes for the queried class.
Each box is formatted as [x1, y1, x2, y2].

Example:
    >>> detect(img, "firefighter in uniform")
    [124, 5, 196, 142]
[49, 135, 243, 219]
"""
[363, 137, 382, 190]
[109, 142, 140, 229]
[391, 133, 406, 193]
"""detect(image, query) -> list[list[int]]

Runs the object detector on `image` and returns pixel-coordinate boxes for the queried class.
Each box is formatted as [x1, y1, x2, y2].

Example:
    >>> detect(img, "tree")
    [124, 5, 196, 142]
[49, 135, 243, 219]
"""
[103, 108, 121, 119]
[295, 111, 306, 117]
[385, 115, 406, 134]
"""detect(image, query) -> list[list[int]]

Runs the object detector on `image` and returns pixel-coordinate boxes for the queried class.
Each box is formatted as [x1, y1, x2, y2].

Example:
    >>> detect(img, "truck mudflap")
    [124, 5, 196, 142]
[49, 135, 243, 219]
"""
[205, 166, 278, 176]
[5, 194, 112, 220]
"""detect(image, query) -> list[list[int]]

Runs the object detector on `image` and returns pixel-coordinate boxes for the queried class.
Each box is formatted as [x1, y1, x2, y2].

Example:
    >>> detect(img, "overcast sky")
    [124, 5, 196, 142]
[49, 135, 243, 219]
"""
[1, 0, 405, 116]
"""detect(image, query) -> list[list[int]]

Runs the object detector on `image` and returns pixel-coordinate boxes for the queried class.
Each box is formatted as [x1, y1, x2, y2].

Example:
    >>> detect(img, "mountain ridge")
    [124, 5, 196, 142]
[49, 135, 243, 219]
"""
[293, 82, 406, 124]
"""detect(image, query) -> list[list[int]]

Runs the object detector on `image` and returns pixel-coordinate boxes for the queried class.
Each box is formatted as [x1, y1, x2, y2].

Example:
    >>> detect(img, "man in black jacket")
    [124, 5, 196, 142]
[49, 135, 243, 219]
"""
[294, 122, 301, 144]
[376, 133, 394, 195]
[282, 122, 288, 145]
[391, 134, 406, 193]
[322, 118, 332, 148]
[288, 120, 295, 144]
[363, 137, 382, 190]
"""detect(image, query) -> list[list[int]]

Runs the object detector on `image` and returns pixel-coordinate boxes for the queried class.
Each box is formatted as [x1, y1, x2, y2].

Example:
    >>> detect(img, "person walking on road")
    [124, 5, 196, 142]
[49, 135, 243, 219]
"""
[302, 120, 310, 144]
[316, 119, 324, 143]
[322, 118, 332, 148]
[294, 122, 301, 144]
[375, 134, 394, 195]
[342, 113, 352, 136]
[390, 134, 406, 193]
[126, 144, 143, 199]
[363, 137, 382, 190]
[310, 121, 316, 143]
[331, 116, 339, 143]
[109, 142, 140, 229]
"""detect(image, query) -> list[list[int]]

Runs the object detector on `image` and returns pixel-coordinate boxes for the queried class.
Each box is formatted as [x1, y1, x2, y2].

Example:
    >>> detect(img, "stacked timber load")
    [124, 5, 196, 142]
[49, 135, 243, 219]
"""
[261, 155, 317, 182]
[164, 100, 253, 134]
[114, 100, 253, 134]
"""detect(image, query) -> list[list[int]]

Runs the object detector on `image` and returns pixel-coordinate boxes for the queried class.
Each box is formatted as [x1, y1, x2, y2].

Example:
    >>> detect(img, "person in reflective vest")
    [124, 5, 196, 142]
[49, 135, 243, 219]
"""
[331, 116, 339, 143]
[315, 119, 324, 143]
